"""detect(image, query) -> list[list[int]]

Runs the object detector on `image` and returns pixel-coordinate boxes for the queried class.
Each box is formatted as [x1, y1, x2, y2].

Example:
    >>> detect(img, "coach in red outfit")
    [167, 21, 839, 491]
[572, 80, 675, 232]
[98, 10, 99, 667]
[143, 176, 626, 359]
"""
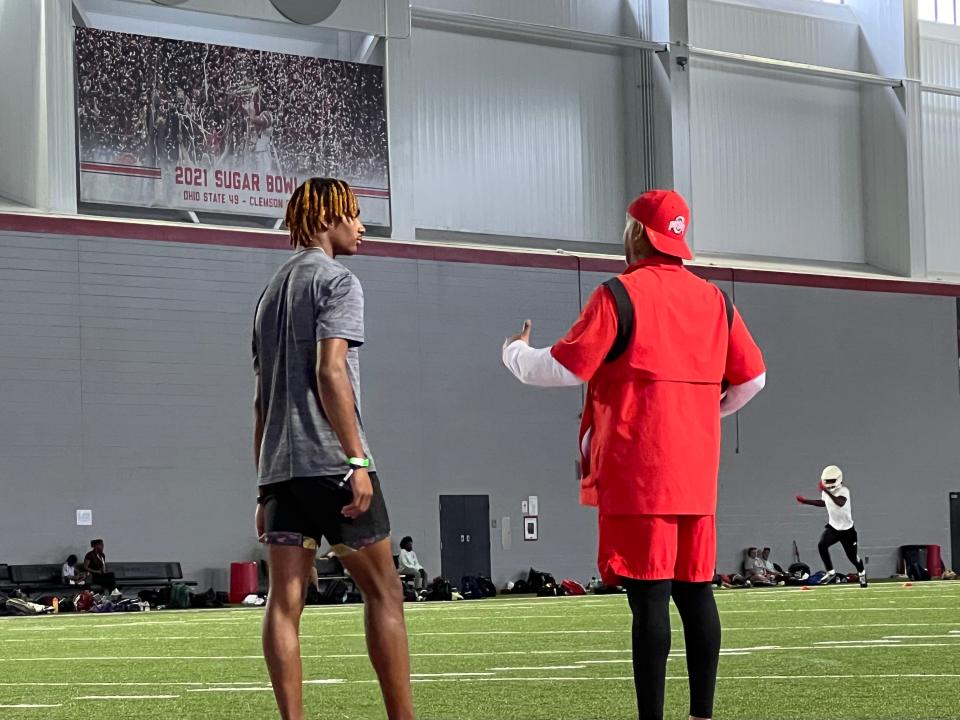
[502, 190, 765, 720]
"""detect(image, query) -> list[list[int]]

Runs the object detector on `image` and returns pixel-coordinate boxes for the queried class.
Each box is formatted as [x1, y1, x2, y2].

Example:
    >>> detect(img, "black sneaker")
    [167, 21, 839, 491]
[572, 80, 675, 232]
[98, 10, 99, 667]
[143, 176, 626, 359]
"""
[818, 570, 837, 585]
[859, 571, 868, 588]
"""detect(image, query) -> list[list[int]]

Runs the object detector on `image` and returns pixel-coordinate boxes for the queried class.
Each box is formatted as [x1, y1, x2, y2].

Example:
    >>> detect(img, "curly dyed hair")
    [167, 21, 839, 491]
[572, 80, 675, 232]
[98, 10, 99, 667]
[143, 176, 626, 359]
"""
[284, 178, 360, 249]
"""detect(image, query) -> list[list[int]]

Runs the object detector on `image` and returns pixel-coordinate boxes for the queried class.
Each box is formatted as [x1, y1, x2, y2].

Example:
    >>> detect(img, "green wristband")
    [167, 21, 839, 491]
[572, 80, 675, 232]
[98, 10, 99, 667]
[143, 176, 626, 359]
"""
[347, 457, 370, 469]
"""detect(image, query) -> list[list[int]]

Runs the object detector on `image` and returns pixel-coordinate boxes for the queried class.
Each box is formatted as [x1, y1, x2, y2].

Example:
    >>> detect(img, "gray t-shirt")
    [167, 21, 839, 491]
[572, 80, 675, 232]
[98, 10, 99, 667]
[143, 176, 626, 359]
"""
[253, 248, 375, 485]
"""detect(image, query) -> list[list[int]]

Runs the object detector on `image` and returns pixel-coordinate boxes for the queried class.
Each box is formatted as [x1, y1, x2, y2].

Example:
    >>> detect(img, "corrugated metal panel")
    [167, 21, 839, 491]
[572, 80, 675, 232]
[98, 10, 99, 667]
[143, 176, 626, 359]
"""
[416, 0, 624, 36]
[0, 232, 82, 549]
[690, 0, 860, 69]
[921, 35, 960, 275]
[689, 0, 864, 262]
[412, 27, 625, 245]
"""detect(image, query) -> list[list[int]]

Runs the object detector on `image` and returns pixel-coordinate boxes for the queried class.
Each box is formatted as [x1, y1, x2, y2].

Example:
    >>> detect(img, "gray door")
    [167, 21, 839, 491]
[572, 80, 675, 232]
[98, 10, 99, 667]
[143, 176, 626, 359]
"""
[439, 495, 491, 586]
[950, 492, 960, 573]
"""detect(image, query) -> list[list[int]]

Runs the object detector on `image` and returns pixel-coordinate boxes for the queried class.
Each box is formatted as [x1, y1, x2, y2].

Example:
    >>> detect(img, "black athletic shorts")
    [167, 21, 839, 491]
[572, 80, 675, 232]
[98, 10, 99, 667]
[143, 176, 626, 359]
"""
[260, 473, 390, 556]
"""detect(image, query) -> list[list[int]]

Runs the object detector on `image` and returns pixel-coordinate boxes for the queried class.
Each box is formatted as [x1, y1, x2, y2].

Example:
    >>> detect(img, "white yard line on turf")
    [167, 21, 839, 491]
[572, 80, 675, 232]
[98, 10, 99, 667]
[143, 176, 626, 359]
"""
[1, 618, 252, 632]
[0, 682, 267, 687]
[489, 666, 585, 671]
[76, 695, 179, 700]
[721, 607, 957, 612]
[8, 639, 956, 665]
[5, 622, 956, 646]
[0, 704, 63, 708]
[404, 672, 960, 684]
[815, 639, 901, 645]
[187, 687, 274, 693]
[411, 673, 495, 677]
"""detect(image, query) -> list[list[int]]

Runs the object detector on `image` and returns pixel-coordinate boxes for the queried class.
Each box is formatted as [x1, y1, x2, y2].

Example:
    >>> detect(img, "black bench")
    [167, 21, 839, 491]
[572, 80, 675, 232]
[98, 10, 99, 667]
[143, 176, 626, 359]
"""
[0, 564, 13, 592]
[8, 564, 75, 595]
[314, 557, 356, 600]
[258, 558, 357, 598]
[7, 562, 195, 596]
[110, 562, 197, 589]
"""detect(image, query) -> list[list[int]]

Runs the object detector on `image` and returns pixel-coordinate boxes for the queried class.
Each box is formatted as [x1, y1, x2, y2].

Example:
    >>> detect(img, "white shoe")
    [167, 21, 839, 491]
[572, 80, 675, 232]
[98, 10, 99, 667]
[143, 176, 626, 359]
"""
[858, 571, 868, 588]
[818, 570, 837, 585]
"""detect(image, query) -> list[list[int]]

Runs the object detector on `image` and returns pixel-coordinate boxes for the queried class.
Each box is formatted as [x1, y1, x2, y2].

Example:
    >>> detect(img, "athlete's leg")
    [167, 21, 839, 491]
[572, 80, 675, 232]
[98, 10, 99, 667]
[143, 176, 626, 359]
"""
[340, 539, 415, 720]
[263, 543, 315, 720]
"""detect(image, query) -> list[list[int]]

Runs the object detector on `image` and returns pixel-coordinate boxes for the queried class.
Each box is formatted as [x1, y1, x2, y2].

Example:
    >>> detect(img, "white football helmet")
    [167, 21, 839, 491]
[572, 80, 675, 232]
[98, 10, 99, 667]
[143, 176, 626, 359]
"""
[820, 465, 843, 490]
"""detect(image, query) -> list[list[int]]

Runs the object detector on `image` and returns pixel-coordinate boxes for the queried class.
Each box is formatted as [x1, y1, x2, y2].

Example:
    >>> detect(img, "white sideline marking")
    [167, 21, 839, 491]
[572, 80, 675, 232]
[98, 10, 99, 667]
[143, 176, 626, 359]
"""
[815, 639, 900, 645]
[406, 672, 960, 684]
[489, 666, 585, 671]
[187, 687, 273, 693]
[411, 672, 495, 677]
[881, 634, 960, 640]
[5, 622, 957, 645]
[1, 635, 249, 643]
[4, 639, 959, 665]
[409, 615, 571, 621]
[0, 655, 265, 662]
[0, 681, 265, 687]
[428, 672, 960, 683]
[302, 679, 348, 685]
[721, 607, 956, 613]
[0, 704, 63, 708]
[3, 617, 251, 632]
[187, 680, 348, 692]
[76, 695, 179, 700]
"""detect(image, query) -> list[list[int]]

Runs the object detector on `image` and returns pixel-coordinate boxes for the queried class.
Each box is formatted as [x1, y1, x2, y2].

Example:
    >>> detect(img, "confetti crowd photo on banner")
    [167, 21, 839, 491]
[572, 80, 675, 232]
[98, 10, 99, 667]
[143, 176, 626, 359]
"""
[75, 28, 391, 224]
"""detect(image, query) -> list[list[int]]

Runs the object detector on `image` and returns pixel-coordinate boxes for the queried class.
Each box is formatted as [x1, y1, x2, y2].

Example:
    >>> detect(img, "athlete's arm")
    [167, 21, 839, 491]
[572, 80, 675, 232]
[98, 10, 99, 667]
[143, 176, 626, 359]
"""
[796, 495, 826, 507]
[253, 376, 264, 472]
[317, 337, 373, 519]
[722, 307, 766, 417]
[823, 491, 848, 507]
[502, 321, 583, 387]
[720, 373, 765, 417]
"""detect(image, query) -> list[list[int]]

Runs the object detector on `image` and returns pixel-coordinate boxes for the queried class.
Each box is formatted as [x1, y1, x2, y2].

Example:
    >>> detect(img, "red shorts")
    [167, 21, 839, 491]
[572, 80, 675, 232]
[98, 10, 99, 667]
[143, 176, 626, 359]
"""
[598, 514, 716, 584]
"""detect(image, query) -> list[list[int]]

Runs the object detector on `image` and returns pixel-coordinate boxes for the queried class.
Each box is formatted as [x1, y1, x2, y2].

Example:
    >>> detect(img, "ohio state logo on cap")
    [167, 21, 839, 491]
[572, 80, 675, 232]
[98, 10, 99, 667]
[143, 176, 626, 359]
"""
[627, 190, 693, 261]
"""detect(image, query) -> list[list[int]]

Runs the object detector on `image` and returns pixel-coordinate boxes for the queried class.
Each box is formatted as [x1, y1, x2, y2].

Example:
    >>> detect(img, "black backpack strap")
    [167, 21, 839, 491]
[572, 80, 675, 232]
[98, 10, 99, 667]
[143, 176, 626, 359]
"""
[719, 288, 734, 392]
[602, 281, 734, 367]
[603, 278, 634, 364]
[720, 288, 734, 331]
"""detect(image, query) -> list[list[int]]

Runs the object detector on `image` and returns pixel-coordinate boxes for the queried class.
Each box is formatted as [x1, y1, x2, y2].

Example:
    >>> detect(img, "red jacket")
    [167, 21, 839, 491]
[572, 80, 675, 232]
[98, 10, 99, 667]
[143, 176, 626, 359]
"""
[551, 257, 765, 516]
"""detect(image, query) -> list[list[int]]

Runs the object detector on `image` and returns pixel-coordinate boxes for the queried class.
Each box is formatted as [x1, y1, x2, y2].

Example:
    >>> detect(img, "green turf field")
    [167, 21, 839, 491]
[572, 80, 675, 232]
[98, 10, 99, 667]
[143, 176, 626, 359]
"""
[1, 582, 959, 719]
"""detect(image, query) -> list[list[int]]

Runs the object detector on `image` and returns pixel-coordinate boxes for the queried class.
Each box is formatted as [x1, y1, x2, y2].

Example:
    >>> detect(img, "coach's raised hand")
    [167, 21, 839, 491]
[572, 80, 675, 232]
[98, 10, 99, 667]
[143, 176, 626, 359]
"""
[505, 319, 532, 347]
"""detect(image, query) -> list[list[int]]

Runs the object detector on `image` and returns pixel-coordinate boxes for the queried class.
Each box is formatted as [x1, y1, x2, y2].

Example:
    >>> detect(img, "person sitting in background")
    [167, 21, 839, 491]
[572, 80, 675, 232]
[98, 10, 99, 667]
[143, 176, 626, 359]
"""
[761, 547, 787, 580]
[744, 547, 776, 586]
[61, 554, 87, 585]
[398, 536, 428, 591]
[760, 548, 788, 585]
[82, 539, 117, 592]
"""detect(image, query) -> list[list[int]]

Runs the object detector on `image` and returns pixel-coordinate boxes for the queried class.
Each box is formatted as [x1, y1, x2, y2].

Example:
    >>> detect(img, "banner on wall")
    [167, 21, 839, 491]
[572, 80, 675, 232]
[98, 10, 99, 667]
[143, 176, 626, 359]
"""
[75, 28, 390, 224]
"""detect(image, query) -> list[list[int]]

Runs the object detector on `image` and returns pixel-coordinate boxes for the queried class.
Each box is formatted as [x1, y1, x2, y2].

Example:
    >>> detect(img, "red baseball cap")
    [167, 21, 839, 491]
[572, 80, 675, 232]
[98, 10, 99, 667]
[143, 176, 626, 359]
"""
[626, 190, 693, 261]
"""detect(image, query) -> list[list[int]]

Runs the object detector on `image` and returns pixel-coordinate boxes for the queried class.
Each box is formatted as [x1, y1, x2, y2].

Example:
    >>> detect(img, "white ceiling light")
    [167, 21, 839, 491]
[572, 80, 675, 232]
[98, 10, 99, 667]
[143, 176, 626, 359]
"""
[268, 0, 344, 25]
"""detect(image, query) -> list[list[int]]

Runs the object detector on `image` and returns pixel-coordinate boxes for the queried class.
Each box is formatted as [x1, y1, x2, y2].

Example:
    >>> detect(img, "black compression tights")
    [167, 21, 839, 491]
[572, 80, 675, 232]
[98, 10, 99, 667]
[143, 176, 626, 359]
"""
[623, 579, 721, 720]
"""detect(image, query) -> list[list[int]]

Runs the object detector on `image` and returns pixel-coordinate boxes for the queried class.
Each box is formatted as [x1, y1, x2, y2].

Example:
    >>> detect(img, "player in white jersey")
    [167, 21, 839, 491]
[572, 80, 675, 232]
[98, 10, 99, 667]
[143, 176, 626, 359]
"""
[251, 109, 277, 173]
[796, 465, 867, 588]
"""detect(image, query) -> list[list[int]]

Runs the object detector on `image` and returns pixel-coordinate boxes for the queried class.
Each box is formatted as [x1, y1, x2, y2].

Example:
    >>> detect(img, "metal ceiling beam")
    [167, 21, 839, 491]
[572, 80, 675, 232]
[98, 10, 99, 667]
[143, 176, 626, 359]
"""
[922, 83, 960, 99]
[688, 46, 902, 88]
[410, 7, 666, 52]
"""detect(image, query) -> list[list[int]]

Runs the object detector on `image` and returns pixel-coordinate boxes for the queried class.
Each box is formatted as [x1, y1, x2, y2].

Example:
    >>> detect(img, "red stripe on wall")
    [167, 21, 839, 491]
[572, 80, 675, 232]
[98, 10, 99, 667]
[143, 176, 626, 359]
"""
[80, 162, 162, 178]
[0, 212, 956, 297]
